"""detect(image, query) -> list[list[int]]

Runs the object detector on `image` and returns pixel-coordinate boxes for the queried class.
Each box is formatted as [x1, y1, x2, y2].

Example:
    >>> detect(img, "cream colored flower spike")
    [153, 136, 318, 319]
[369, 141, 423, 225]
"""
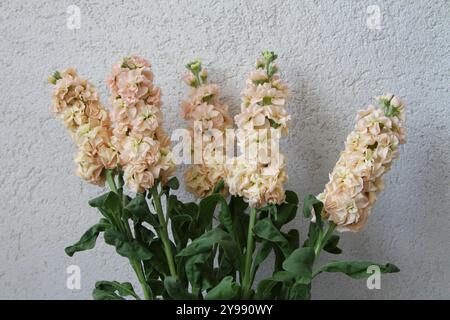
[317, 94, 406, 232]
[181, 60, 233, 198]
[226, 51, 290, 208]
[49, 69, 118, 186]
[107, 55, 175, 193]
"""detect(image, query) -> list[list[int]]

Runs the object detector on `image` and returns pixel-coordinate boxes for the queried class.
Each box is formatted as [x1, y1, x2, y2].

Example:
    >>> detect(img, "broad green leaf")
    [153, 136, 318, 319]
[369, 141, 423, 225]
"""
[104, 229, 153, 261]
[65, 219, 110, 257]
[215, 247, 235, 281]
[168, 195, 200, 239]
[205, 276, 240, 300]
[134, 224, 155, 247]
[282, 247, 315, 284]
[144, 239, 170, 276]
[303, 222, 320, 248]
[229, 195, 248, 215]
[213, 179, 225, 193]
[198, 194, 229, 231]
[177, 228, 231, 257]
[228, 196, 248, 248]
[289, 282, 311, 300]
[253, 218, 291, 257]
[285, 229, 300, 251]
[171, 214, 192, 249]
[253, 241, 272, 270]
[323, 235, 342, 254]
[184, 252, 214, 292]
[88, 192, 110, 208]
[314, 261, 400, 279]
[285, 190, 299, 205]
[125, 193, 158, 227]
[89, 192, 122, 222]
[165, 177, 180, 190]
[147, 279, 164, 296]
[163, 276, 196, 300]
[218, 201, 234, 237]
[273, 203, 297, 229]
[255, 271, 294, 300]
[217, 239, 241, 270]
[92, 280, 140, 300]
[303, 194, 323, 229]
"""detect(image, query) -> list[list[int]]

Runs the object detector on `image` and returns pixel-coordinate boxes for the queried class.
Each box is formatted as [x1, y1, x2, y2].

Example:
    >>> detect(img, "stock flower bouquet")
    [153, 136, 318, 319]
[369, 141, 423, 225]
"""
[49, 51, 405, 300]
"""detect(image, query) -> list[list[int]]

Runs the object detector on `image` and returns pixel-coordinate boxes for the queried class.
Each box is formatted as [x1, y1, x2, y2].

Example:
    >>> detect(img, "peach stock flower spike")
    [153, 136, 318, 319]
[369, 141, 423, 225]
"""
[49, 69, 118, 186]
[317, 94, 406, 232]
[226, 51, 290, 208]
[181, 60, 232, 197]
[108, 55, 175, 193]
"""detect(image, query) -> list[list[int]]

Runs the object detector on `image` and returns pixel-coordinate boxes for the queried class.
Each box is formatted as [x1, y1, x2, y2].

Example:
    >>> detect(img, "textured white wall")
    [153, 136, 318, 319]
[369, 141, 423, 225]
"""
[0, 0, 449, 299]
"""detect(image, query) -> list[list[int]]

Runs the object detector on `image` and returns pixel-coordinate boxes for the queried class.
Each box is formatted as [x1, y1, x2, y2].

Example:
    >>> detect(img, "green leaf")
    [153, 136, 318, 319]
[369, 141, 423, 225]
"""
[213, 179, 225, 193]
[289, 282, 311, 300]
[147, 279, 164, 296]
[253, 218, 291, 257]
[229, 195, 248, 215]
[282, 247, 315, 284]
[303, 222, 320, 248]
[228, 196, 248, 248]
[171, 214, 192, 249]
[215, 247, 235, 281]
[285, 229, 300, 251]
[323, 235, 342, 254]
[134, 224, 155, 247]
[285, 190, 299, 205]
[124, 193, 158, 227]
[144, 239, 170, 276]
[165, 177, 180, 190]
[314, 261, 400, 279]
[255, 271, 294, 299]
[205, 276, 240, 300]
[89, 192, 122, 222]
[198, 193, 229, 230]
[168, 195, 201, 240]
[164, 276, 197, 300]
[65, 219, 110, 257]
[303, 194, 323, 229]
[253, 241, 272, 270]
[93, 281, 140, 300]
[104, 229, 153, 261]
[185, 252, 214, 292]
[177, 228, 231, 257]
[217, 239, 241, 270]
[273, 203, 297, 229]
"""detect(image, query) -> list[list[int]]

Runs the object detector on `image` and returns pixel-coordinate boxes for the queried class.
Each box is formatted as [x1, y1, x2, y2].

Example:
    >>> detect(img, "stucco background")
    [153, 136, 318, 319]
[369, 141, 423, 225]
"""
[0, 0, 449, 299]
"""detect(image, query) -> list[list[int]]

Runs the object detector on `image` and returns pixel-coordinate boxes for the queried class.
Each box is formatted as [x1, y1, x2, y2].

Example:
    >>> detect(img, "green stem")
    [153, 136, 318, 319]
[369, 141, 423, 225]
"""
[129, 259, 152, 300]
[242, 207, 258, 299]
[106, 169, 152, 300]
[151, 186, 177, 278]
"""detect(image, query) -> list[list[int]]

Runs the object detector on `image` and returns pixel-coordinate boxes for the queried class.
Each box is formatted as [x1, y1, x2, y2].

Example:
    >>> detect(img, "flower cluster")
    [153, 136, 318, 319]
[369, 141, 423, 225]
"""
[49, 69, 118, 186]
[317, 94, 406, 232]
[181, 60, 232, 197]
[226, 52, 290, 207]
[107, 56, 175, 193]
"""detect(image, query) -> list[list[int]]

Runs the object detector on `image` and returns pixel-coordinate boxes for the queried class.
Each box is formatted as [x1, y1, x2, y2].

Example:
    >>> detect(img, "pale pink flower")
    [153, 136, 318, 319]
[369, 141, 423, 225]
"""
[181, 62, 233, 197]
[318, 95, 406, 232]
[226, 52, 290, 207]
